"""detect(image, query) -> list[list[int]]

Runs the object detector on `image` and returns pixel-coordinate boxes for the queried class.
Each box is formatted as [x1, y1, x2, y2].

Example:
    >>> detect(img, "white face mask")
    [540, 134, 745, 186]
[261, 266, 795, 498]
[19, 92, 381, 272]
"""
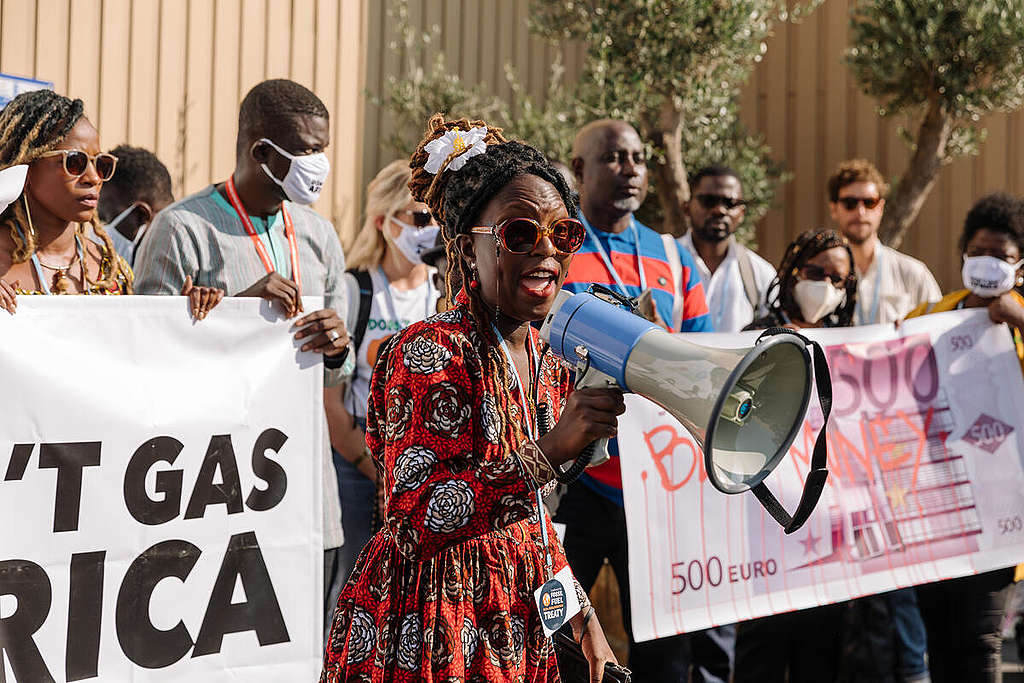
[105, 202, 148, 243]
[258, 138, 330, 205]
[793, 279, 846, 324]
[961, 255, 1023, 298]
[388, 216, 440, 265]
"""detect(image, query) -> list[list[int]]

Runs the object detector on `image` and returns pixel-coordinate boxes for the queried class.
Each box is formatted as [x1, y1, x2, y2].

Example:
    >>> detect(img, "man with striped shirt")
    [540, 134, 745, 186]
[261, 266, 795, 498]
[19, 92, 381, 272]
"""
[554, 119, 721, 682]
[133, 79, 349, 637]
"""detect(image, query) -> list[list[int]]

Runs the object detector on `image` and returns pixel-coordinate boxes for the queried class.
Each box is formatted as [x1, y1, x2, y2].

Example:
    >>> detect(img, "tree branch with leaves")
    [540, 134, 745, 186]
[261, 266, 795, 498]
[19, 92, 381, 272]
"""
[847, 0, 1024, 247]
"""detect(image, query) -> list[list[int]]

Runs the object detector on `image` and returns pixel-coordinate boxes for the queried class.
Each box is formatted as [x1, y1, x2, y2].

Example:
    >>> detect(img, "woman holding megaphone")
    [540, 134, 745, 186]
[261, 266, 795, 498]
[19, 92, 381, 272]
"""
[321, 114, 624, 682]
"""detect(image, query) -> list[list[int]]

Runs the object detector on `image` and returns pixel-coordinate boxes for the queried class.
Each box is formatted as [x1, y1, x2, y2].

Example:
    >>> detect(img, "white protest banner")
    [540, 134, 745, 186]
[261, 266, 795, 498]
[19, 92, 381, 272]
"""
[620, 309, 1024, 642]
[0, 297, 323, 681]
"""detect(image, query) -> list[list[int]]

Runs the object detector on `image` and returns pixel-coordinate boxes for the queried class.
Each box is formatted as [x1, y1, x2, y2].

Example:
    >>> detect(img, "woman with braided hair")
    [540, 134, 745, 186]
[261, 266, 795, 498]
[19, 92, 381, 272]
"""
[0, 90, 219, 316]
[322, 114, 622, 681]
[745, 227, 858, 331]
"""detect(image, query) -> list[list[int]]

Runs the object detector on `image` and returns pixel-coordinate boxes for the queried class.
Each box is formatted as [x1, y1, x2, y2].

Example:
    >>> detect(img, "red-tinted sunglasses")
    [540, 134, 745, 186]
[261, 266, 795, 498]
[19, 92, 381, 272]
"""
[471, 217, 586, 255]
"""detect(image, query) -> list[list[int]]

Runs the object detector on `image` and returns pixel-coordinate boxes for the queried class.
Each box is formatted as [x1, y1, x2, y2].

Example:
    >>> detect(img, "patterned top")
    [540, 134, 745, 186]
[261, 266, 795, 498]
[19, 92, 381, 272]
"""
[13, 241, 133, 295]
[322, 304, 581, 682]
[561, 214, 713, 505]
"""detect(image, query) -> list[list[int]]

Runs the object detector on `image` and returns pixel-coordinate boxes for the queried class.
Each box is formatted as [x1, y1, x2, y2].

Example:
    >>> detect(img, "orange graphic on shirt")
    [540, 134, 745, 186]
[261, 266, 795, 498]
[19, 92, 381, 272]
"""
[365, 335, 395, 368]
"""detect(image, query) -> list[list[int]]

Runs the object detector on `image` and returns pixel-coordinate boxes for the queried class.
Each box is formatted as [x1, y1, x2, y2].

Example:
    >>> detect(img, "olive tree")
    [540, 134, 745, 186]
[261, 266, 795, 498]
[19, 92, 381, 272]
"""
[846, 0, 1024, 247]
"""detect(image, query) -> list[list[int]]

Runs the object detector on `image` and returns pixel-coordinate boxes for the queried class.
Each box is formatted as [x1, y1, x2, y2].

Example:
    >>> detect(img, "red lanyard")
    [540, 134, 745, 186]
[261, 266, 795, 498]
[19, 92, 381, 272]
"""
[225, 175, 302, 294]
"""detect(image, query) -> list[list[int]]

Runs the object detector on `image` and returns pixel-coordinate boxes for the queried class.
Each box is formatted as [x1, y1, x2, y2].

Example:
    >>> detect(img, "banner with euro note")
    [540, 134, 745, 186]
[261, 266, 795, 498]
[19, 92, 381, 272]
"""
[620, 308, 1024, 642]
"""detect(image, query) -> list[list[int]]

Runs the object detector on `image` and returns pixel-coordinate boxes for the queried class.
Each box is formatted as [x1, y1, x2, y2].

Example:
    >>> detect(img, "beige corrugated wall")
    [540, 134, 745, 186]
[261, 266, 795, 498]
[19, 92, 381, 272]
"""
[3, 1, 1023, 287]
[0, 0, 366, 244]
[363, 0, 1024, 291]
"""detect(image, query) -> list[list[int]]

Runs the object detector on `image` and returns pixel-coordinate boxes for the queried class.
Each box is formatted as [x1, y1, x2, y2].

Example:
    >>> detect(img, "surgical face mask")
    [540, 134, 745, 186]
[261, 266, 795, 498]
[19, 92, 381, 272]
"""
[257, 138, 330, 205]
[961, 255, 1023, 298]
[388, 216, 440, 265]
[105, 202, 149, 243]
[793, 279, 845, 324]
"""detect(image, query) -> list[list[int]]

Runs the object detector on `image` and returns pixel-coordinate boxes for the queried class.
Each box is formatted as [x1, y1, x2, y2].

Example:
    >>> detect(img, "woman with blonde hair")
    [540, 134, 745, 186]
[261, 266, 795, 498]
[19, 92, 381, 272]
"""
[324, 159, 440, 618]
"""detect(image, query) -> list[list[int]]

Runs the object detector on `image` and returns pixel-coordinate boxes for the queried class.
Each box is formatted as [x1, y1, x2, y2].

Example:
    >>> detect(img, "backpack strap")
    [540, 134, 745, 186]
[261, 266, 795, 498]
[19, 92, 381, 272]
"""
[660, 232, 684, 331]
[349, 268, 374, 357]
[736, 243, 761, 314]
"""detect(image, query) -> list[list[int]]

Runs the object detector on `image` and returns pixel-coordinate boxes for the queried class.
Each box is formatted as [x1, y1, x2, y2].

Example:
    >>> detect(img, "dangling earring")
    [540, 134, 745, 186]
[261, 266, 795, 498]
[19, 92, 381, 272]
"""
[22, 194, 36, 241]
[469, 263, 479, 289]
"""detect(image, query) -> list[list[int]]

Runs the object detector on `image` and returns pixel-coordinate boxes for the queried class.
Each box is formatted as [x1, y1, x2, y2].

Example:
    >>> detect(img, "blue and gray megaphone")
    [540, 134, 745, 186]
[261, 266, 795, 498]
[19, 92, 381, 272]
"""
[539, 288, 832, 534]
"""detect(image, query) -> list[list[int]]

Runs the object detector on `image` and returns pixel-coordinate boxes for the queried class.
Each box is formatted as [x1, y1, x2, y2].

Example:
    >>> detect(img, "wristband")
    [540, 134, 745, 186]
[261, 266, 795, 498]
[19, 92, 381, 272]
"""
[577, 606, 595, 644]
[324, 344, 350, 369]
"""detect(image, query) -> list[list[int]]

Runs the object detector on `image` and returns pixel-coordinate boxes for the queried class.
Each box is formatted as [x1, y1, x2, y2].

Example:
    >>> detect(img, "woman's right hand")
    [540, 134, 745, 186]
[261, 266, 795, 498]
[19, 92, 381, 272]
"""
[537, 388, 625, 468]
[0, 279, 17, 314]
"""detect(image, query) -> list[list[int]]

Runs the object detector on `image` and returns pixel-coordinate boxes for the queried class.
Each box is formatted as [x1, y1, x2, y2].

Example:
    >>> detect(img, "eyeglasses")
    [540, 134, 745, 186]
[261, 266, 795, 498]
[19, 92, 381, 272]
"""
[837, 196, 881, 211]
[38, 149, 118, 181]
[471, 217, 586, 255]
[695, 194, 747, 211]
[398, 209, 434, 228]
[799, 264, 849, 286]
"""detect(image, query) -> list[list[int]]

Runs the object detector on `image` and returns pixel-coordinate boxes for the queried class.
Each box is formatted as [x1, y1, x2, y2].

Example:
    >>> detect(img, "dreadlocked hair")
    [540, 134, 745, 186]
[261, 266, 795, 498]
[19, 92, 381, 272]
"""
[0, 89, 130, 293]
[408, 113, 579, 450]
[765, 228, 857, 327]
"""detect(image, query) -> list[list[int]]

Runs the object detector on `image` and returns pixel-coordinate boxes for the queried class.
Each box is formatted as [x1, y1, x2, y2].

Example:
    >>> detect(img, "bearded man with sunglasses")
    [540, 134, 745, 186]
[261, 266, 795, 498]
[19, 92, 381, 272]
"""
[827, 159, 940, 325]
[133, 79, 350, 632]
[556, 119, 719, 683]
[679, 165, 777, 332]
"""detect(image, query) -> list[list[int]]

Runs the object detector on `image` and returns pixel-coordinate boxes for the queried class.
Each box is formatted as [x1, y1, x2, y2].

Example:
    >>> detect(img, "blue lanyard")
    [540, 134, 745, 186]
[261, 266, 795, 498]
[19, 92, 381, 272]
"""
[856, 246, 884, 325]
[579, 213, 647, 292]
[491, 322, 553, 574]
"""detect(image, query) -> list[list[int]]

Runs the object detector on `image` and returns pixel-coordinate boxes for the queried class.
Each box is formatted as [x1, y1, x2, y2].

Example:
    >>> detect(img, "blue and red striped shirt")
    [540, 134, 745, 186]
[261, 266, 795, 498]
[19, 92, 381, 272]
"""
[561, 215, 712, 505]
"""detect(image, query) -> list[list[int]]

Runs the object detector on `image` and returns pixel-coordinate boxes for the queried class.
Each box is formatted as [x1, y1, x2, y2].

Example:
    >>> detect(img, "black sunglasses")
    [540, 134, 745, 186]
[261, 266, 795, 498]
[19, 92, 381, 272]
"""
[837, 196, 881, 211]
[799, 264, 849, 286]
[695, 193, 746, 211]
[398, 209, 435, 228]
[471, 217, 586, 255]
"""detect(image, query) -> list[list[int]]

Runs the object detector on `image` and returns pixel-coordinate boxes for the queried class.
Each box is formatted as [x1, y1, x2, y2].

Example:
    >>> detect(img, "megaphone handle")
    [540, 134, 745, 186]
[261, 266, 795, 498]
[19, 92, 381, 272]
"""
[590, 437, 610, 466]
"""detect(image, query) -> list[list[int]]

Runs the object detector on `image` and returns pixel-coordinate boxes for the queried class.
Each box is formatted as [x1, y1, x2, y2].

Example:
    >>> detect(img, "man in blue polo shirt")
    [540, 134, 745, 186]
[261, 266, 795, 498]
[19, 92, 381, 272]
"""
[555, 119, 727, 682]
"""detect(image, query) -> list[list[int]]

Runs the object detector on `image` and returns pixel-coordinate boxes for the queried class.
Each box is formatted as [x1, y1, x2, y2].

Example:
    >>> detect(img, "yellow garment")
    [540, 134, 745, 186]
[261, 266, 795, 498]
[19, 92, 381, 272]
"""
[907, 289, 1024, 581]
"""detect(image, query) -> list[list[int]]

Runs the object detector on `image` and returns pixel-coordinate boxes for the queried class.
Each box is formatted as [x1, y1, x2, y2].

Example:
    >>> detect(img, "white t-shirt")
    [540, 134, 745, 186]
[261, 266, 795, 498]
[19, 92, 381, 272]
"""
[342, 267, 439, 419]
[679, 232, 777, 332]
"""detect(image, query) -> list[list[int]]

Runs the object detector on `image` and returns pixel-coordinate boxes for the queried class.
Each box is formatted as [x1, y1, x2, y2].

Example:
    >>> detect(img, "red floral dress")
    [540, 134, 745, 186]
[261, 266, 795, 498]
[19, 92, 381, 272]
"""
[322, 304, 578, 682]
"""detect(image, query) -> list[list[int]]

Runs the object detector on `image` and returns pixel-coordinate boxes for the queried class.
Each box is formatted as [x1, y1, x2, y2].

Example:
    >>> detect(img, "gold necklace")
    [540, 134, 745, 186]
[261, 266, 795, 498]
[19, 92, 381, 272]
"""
[23, 195, 83, 294]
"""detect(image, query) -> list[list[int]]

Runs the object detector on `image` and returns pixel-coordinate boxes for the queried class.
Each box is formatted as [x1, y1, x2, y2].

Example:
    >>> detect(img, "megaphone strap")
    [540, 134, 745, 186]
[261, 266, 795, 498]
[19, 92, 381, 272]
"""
[752, 329, 833, 534]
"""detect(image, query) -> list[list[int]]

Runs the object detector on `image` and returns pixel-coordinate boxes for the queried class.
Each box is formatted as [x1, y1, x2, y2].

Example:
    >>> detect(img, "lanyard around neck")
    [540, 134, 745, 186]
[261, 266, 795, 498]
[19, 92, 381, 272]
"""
[225, 176, 302, 294]
[580, 213, 646, 292]
[491, 322, 554, 574]
[856, 245, 884, 325]
[377, 267, 435, 326]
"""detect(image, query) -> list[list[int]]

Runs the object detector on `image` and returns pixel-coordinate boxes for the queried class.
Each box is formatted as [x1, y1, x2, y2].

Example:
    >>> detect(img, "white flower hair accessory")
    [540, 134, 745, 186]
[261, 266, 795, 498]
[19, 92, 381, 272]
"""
[423, 126, 488, 175]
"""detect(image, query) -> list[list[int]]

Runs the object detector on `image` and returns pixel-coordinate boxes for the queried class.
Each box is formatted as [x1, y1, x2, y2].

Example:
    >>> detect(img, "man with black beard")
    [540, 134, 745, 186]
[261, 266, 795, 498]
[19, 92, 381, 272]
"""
[678, 165, 776, 332]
